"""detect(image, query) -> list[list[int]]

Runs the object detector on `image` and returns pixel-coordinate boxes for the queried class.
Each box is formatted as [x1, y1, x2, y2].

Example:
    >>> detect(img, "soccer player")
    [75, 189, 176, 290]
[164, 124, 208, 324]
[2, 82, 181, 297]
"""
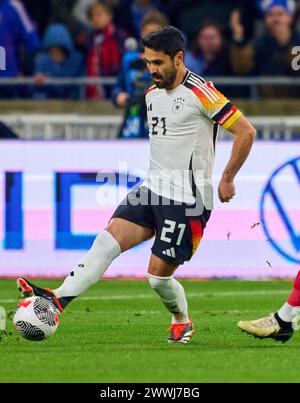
[17, 26, 256, 344]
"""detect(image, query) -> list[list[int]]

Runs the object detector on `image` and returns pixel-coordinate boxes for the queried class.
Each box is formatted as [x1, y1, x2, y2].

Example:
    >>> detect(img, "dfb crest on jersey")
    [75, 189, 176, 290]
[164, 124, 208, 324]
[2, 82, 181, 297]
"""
[172, 98, 185, 115]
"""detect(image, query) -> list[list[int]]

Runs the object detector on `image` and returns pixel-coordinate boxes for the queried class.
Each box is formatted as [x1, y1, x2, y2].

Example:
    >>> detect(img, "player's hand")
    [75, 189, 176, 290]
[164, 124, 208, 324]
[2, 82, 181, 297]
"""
[218, 177, 236, 203]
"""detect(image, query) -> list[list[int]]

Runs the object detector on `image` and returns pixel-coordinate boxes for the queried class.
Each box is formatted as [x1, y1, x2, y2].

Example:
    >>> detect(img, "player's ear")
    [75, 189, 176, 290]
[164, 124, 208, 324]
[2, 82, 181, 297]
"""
[174, 51, 184, 66]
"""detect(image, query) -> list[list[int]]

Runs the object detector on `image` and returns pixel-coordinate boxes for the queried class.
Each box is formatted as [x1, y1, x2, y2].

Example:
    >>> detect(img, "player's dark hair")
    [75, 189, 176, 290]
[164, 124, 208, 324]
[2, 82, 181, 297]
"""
[141, 25, 184, 59]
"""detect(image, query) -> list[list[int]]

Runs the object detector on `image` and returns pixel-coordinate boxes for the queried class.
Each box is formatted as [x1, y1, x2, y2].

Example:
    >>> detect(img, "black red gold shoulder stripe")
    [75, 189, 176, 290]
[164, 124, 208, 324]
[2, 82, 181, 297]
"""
[212, 102, 234, 123]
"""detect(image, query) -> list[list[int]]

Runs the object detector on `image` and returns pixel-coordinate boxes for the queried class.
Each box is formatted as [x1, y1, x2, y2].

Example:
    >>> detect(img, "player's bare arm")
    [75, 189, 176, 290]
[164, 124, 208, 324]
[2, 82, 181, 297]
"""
[218, 115, 256, 203]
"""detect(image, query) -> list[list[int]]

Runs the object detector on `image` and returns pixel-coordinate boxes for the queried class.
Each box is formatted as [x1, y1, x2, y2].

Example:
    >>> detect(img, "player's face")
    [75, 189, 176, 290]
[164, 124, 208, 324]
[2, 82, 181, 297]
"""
[143, 47, 179, 89]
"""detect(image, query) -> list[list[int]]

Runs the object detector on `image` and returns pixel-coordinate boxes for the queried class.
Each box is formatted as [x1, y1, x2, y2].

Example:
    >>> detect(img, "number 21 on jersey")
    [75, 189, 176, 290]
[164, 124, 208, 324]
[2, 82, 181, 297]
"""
[151, 117, 167, 136]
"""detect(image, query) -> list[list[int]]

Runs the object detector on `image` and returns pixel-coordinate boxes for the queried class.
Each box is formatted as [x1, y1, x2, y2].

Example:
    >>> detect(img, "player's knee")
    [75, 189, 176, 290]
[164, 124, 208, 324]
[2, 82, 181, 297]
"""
[105, 220, 127, 252]
[105, 218, 154, 252]
[93, 231, 121, 259]
[148, 273, 173, 292]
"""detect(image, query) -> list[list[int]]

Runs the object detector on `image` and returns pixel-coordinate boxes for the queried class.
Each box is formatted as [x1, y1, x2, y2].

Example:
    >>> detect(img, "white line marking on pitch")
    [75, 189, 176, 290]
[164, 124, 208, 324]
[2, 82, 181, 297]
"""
[0, 289, 289, 304]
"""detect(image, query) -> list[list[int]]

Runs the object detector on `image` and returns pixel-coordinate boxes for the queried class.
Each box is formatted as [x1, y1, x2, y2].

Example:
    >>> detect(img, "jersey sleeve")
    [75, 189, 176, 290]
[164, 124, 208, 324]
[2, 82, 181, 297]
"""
[189, 81, 242, 130]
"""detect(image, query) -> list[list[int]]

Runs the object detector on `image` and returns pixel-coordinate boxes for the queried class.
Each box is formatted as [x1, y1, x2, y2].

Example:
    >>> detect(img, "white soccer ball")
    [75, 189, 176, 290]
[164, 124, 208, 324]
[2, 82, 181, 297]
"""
[13, 296, 59, 341]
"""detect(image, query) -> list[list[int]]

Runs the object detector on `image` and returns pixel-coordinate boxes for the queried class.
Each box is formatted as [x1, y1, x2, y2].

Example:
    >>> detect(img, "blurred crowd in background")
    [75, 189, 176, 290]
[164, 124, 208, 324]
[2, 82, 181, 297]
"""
[0, 0, 300, 105]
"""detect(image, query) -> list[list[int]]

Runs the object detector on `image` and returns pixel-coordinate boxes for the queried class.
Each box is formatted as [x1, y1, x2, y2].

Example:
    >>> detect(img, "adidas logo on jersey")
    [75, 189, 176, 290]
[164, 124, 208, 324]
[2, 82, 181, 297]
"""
[162, 247, 176, 258]
[147, 103, 153, 112]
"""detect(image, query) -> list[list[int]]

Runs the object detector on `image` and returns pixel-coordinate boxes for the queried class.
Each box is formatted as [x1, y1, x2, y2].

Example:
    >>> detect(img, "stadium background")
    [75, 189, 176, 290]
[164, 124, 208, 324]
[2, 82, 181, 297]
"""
[0, 0, 299, 279]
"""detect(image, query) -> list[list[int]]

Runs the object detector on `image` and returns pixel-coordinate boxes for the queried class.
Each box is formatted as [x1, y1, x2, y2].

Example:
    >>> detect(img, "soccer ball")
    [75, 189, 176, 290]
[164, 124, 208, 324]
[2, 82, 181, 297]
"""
[13, 296, 59, 341]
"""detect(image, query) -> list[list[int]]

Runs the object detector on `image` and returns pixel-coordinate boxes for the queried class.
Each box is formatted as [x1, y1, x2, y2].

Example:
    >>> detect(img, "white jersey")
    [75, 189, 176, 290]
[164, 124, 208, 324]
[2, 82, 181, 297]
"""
[142, 70, 242, 209]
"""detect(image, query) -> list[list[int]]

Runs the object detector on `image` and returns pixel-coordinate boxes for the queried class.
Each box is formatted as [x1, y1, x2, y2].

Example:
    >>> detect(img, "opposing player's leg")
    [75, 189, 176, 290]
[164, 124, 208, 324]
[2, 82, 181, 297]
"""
[18, 218, 154, 312]
[238, 271, 300, 343]
[148, 254, 194, 344]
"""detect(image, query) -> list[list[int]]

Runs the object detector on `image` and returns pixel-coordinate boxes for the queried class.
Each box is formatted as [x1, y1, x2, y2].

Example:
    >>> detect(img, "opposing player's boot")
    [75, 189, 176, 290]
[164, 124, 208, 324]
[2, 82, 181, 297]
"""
[167, 319, 194, 344]
[238, 313, 293, 343]
[17, 278, 64, 314]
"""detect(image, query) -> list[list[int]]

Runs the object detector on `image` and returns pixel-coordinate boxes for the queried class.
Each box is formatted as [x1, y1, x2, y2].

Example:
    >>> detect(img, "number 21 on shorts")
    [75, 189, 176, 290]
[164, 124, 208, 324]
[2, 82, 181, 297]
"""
[160, 220, 186, 246]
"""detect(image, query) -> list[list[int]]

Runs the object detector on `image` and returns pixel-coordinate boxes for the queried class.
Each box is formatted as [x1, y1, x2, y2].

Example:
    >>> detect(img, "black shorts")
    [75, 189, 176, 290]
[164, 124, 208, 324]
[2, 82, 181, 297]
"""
[111, 186, 211, 265]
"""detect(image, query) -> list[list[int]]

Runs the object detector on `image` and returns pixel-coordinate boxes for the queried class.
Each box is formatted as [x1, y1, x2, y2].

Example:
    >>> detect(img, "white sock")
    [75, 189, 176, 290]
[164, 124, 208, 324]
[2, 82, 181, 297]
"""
[148, 274, 189, 324]
[54, 231, 121, 298]
[278, 303, 294, 323]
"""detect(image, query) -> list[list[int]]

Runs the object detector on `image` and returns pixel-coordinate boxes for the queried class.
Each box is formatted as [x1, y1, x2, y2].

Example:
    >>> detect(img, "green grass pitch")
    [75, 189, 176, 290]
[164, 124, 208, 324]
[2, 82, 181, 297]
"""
[0, 278, 299, 383]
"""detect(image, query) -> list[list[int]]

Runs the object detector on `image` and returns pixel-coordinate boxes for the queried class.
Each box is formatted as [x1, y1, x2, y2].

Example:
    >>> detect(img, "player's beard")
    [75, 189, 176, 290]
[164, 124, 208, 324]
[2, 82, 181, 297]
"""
[152, 64, 177, 89]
